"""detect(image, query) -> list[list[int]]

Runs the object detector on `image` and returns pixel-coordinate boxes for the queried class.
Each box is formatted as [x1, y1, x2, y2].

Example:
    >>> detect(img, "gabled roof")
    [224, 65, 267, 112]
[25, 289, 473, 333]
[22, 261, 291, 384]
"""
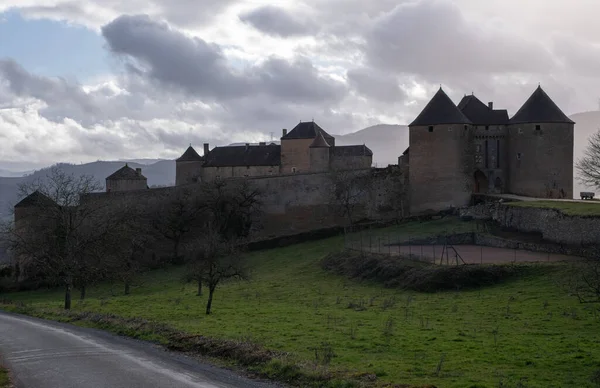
[409, 88, 472, 126]
[282, 121, 335, 142]
[457, 95, 509, 125]
[332, 145, 373, 157]
[309, 132, 331, 148]
[177, 146, 203, 162]
[14, 190, 57, 209]
[203, 144, 281, 167]
[509, 86, 575, 124]
[106, 164, 147, 181]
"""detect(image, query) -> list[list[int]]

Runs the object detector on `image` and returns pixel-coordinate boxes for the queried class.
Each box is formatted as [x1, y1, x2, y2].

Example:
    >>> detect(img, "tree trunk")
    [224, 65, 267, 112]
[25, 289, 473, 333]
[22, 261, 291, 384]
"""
[80, 286, 86, 300]
[64, 283, 72, 310]
[206, 286, 216, 315]
[124, 282, 130, 295]
[197, 279, 202, 296]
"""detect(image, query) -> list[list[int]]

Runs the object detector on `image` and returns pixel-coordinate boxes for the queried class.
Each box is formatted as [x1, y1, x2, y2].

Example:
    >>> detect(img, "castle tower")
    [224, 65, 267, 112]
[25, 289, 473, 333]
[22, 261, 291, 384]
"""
[309, 131, 331, 172]
[507, 86, 575, 199]
[175, 145, 204, 186]
[408, 88, 474, 214]
[281, 122, 335, 174]
[106, 164, 148, 192]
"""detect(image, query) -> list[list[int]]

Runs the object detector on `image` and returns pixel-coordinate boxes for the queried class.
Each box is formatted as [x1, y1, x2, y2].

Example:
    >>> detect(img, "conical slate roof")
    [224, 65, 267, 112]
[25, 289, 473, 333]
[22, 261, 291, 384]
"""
[457, 95, 508, 125]
[309, 131, 331, 148]
[409, 88, 472, 126]
[14, 190, 57, 208]
[177, 146, 203, 162]
[509, 86, 574, 124]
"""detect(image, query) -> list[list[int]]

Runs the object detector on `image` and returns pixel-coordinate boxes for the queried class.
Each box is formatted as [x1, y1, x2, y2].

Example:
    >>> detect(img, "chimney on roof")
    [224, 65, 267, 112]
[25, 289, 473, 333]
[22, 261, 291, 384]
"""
[203, 143, 209, 156]
[259, 142, 266, 146]
[282, 128, 287, 137]
[135, 168, 142, 176]
[245, 143, 250, 151]
[488, 102, 493, 109]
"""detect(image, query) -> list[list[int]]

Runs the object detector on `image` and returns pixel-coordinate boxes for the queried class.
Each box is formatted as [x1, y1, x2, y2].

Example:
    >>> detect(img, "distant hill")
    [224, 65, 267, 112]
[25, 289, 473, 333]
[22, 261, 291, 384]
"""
[335, 124, 408, 168]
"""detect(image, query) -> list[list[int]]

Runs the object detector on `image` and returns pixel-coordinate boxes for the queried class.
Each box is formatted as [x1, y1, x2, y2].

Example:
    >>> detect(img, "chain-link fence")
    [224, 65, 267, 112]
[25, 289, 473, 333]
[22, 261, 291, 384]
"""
[342, 222, 577, 265]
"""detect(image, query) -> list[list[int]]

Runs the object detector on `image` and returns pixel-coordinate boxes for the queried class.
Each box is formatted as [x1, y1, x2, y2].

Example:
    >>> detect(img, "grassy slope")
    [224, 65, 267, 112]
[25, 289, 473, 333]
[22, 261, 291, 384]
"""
[3, 219, 600, 387]
[0, 367, 9, 388]
[506, 200, 600, 216]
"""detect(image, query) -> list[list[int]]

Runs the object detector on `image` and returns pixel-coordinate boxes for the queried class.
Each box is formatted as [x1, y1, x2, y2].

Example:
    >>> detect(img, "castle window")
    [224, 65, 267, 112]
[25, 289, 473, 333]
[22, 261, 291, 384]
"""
[535, 125, 541, 131]
[518, 128, 523, 134]
[292, 167, 297, 173]
[428, 126, 434, 132]
[485, 126, 490, 130]
[516, 153, 522, 160]
[246, 165, 250, 169]
[464, 125, 468, 130]
[476, 145, 481, 153]
[448, 127, 453, 132]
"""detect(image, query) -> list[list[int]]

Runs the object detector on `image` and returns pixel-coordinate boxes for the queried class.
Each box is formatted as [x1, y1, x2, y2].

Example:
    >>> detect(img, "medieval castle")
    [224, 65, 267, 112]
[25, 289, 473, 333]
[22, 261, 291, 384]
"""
[14, 86, 575, 229]
[401, 86, 574, 214]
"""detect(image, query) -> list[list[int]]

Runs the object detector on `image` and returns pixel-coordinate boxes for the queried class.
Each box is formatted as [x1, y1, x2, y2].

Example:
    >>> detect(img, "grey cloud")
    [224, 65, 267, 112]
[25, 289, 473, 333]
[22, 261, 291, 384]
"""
[239, 5, 316, 38]
[347, 68, 407, 103]
[364, 0, 556, 79]
[101, 15, 346, 104]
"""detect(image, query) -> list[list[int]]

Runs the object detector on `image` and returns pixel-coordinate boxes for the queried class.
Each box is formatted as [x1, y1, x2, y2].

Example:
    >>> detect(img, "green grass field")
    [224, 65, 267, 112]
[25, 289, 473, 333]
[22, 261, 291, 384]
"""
[0, 367, 9, 388]
[2, 221, 600, 387]
[506, 200, 600, 216]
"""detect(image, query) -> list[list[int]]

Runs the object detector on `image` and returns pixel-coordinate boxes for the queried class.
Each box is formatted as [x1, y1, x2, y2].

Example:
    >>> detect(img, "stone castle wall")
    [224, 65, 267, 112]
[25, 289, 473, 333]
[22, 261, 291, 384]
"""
[83, 167, 408, 241]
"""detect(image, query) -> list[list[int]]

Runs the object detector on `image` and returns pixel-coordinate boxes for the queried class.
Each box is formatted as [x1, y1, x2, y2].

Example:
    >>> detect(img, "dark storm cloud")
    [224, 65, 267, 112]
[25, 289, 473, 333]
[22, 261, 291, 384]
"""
[238, 5, 316, 37]
[347, 68, 407, 103]
[101, 15, 346, 103]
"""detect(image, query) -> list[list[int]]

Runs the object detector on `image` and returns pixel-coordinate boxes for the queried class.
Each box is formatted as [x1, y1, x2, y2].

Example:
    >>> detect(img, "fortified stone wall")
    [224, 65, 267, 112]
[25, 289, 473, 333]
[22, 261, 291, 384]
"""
[460, 202, 600, 246]
[83, 167, 408, 241]
[201, 165, 279, 181]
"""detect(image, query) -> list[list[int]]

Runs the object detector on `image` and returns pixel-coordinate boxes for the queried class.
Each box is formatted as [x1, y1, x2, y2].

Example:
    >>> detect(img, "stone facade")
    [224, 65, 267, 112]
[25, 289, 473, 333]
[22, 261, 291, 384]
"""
[407, 86, 574, 214]
[175, 121, 372, 186]
[106, 165, 148, 193]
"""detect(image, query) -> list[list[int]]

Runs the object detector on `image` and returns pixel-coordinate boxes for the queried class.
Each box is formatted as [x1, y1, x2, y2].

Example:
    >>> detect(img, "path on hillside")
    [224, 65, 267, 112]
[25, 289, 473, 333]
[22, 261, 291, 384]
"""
[0, 311, 276, 388]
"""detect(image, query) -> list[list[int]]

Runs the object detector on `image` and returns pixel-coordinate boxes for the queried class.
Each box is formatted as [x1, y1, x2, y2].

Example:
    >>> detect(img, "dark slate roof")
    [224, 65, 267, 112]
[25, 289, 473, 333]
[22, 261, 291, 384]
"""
[282, 121, 335, 142]
[14, 190, 57, 208]
[509, 86, 575, 124]
[106, 164, 147, 181]
[203, 144, 281, 167]
[457, 95, 509, 125]
[402, 147, 409, 156]
[409, 88, 472, 126]
[309, 132, 331, 148]
[332, 145, 373, 157]
[177, 146, 203, 162]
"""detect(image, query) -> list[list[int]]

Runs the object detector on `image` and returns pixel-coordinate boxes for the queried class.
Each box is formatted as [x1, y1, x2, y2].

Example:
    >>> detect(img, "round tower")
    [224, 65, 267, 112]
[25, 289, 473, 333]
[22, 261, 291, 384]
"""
[507, 86, 574, 199]
[175, 145, 204, 186]
[408, 88, 474, 214]
[309, 132, 331, 172]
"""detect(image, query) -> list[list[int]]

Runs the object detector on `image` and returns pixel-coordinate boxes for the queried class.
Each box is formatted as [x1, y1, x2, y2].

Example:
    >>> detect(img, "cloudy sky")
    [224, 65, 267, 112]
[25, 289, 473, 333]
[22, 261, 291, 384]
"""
[1, 0, 599, 170]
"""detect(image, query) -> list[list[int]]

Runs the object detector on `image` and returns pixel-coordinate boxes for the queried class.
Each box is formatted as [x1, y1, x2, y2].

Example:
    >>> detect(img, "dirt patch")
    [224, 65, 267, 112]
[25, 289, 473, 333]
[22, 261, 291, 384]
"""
[322, 250, 529, 292]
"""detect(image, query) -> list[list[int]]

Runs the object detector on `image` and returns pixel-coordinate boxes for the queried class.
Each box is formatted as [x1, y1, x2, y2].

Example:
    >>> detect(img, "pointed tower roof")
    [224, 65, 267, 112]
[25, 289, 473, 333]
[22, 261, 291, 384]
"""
[309, 131, 331, 148]
[176, 146, 203, 162]
[509, 86, 574, 124]
[409, 88, 472, 126]
[282, 121, 335, 142]
[14, 190, 57, 209]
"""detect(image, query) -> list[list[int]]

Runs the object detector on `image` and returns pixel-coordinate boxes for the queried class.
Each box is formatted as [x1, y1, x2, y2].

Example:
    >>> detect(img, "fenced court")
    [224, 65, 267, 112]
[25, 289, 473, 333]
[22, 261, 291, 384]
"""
[343, 221, 581, 265]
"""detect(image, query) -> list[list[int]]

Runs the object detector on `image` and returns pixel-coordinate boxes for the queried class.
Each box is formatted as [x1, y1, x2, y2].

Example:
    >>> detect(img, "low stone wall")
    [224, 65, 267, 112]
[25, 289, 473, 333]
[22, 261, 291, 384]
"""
[459, 202, 600, 246]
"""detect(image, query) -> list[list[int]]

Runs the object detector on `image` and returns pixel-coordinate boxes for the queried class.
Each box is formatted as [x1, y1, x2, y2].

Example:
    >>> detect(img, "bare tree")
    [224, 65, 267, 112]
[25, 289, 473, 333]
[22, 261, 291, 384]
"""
[576, 130, 600, 190]
[328, 169, 372, 225]
[149, 187, 204, 263]
[184, 179, 261, 314]
[2, 167, 127, 309]
[566, 259, 600, 304]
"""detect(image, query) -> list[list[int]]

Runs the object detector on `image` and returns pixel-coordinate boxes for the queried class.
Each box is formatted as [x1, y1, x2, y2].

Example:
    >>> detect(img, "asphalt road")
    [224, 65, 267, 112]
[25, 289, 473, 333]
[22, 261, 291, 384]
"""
[0, 311, 278, 388]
